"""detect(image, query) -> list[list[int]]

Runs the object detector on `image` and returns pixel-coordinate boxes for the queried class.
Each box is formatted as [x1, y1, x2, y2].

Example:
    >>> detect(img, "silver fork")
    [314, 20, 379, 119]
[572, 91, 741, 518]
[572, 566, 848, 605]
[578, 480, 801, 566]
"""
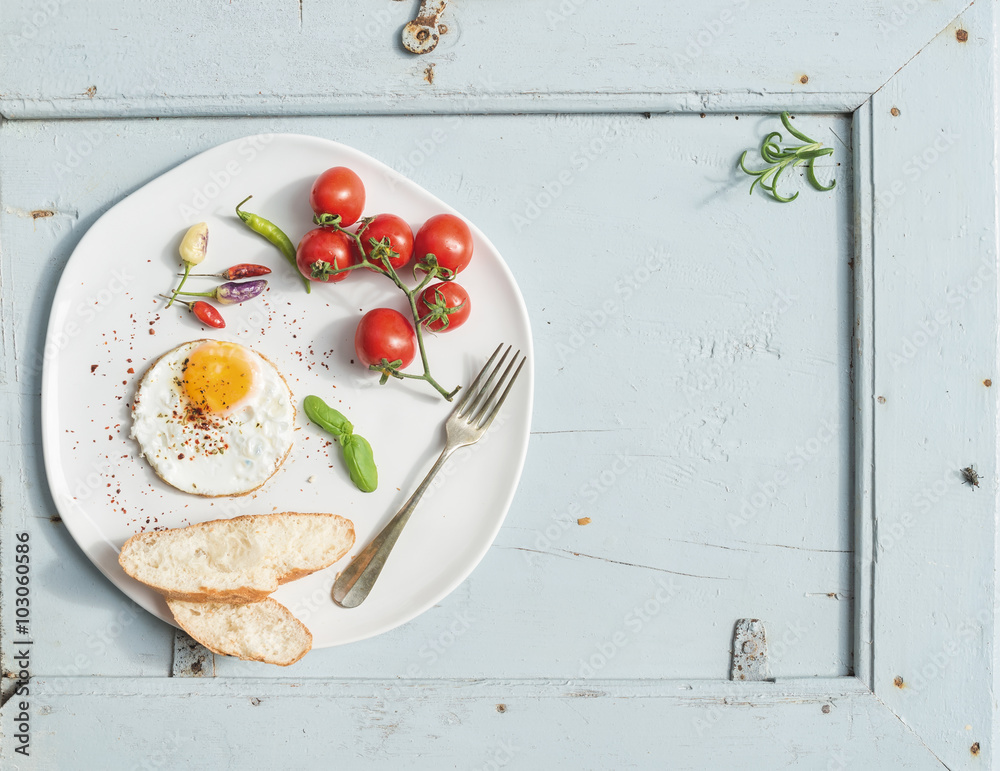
[333, 343, 526, 608]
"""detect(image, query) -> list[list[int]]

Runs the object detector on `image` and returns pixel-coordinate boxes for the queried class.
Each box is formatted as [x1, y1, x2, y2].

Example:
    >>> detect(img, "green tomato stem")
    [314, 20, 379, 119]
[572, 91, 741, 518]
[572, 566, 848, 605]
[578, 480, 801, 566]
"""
[332, 224, 460, 401]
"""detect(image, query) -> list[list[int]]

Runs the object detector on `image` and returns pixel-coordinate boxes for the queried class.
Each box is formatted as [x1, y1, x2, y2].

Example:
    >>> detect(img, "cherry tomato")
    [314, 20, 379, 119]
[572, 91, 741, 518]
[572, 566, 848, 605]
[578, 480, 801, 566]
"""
[356, 214, 414, 271]
[413, 214, 474, 275]
[296, 228, 359, 283]
[310, 167, 365, 227]
[416, 282, 471, 332]
[355, 308, 416, 369]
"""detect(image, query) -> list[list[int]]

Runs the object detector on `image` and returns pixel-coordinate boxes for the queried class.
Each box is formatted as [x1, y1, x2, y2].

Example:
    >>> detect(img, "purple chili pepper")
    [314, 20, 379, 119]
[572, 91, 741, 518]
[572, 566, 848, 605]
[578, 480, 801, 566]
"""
[173, 279, 267, 305]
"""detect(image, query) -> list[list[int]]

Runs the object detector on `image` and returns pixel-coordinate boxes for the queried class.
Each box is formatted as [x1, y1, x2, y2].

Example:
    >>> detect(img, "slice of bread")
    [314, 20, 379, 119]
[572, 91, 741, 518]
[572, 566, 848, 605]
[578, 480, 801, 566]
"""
[119, 512, 355, 603]
[168, 598, 312, 666]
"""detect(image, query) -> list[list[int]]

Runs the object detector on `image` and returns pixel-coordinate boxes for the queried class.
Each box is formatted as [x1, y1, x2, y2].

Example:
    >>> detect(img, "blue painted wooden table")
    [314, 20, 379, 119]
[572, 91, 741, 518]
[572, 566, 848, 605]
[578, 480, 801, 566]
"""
[1, 2, 998, 768]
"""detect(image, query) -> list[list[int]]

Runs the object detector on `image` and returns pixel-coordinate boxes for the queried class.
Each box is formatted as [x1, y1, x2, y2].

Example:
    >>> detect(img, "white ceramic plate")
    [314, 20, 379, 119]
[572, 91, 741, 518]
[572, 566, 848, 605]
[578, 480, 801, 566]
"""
[41, 133, 533, 648]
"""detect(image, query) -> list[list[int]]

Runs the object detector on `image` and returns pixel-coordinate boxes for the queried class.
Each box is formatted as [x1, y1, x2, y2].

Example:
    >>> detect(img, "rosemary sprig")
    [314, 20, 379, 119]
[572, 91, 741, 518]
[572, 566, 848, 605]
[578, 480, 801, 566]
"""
[739, 112, 836, 203]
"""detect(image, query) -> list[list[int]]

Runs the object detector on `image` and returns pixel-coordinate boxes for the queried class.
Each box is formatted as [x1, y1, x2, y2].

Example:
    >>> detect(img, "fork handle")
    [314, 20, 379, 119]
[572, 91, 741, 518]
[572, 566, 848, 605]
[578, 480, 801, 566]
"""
[332, 446, 456, 608]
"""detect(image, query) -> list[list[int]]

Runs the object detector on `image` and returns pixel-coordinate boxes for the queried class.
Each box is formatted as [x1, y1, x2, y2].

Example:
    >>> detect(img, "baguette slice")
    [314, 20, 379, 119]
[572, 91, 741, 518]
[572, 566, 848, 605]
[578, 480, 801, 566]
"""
[168, 598, 312, 666]
[119, 512, 355, 603]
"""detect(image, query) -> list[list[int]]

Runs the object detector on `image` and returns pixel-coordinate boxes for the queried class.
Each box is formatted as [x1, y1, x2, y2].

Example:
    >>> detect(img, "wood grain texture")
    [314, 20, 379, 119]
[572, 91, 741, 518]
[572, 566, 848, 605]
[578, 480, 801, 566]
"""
[851, 101, 877, 691]
[5, 677, 943, 770]
[0, 0, 997, 766]
[0, 0, 973, 118]
[870, 1, 999, 767]
[0, 113, 854, 685]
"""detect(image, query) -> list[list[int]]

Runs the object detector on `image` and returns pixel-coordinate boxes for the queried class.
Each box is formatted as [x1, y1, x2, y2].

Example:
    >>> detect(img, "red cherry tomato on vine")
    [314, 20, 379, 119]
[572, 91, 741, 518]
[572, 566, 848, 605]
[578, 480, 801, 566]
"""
[355, 308, 416, 369]
[416, 282, 471, 332]
[310, 167, 365, 227]
[356, 214, 414, 271]
[296, 228, 359, 283]
[413, 214, 474, 275]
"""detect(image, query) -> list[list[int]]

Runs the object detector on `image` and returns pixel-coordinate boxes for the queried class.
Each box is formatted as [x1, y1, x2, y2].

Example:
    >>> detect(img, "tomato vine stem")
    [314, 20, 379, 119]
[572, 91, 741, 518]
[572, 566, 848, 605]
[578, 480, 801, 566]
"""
[329, 221, 461, 401]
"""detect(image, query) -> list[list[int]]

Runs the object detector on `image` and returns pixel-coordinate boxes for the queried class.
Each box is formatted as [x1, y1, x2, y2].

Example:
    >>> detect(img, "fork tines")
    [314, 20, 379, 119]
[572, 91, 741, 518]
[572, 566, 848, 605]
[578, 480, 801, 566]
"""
[455, 343, 526, 430]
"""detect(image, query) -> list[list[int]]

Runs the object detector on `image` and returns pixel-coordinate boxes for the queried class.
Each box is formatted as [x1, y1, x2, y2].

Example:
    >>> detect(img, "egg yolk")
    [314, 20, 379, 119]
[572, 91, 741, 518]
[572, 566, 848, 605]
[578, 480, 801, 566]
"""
[182, 342, 255, 414]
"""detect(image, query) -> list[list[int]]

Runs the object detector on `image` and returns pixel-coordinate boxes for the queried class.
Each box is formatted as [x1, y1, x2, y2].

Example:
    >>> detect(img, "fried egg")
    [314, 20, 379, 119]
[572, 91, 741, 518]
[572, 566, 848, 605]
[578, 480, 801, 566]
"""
[130, 340, 295, 496]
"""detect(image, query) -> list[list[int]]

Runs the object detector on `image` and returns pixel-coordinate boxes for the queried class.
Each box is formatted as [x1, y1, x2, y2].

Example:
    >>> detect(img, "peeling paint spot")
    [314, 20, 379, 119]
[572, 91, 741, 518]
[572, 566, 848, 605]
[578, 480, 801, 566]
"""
[423, 63, 436, 84]
[50, 513, 62, 523]
[577, 517, 591, 526]
[821, 704, 831, 714]
[890, 107, 900, 117]
[4, 206, 75, 221]
[799, 74, 809, 84]
[496, 703, 507, 713]
[250, 697, 262, 706]
[893, 675, 904, 688]
[971, 742, 980, 755]
[85, 85, 97, 98]
[956, 29, 968, 42]
[984, 379, 992, 387]
[877, 396, 886, 404]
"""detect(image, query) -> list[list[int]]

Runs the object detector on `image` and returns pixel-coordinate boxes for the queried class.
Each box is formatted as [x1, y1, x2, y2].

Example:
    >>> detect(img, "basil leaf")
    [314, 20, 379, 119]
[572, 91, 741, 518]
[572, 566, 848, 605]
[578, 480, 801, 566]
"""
[303, 395, 354, 437]
[342, 434, 378, 493]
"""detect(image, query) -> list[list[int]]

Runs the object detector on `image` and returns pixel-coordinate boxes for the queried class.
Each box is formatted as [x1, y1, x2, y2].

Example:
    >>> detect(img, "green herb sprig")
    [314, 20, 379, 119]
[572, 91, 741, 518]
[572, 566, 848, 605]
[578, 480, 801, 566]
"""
[739, 112, 836, 203]
[303, 395, 378, 493]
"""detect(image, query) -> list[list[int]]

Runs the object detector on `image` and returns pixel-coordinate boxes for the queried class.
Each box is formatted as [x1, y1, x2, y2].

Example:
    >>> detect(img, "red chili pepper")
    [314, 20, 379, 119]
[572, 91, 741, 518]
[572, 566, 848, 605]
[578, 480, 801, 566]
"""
[226, 263, 271, 280]
[191, 301, 226, 328]
[183, 264, 272, 280]
[158, 294, 226, 328]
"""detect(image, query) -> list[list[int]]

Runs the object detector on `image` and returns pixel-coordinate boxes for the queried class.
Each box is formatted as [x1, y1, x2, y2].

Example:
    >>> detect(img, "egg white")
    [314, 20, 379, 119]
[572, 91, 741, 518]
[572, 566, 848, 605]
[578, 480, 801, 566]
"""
[130, 340, 295, 496]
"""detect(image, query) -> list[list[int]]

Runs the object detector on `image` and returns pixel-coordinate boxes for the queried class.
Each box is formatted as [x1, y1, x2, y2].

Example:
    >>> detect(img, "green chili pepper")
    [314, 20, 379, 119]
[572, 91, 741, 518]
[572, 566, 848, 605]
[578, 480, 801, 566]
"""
[303, 395, 377, 492]
[303, 395, 354, 436]
[236, 195, 311, 293]
[341, 434, 378, 493]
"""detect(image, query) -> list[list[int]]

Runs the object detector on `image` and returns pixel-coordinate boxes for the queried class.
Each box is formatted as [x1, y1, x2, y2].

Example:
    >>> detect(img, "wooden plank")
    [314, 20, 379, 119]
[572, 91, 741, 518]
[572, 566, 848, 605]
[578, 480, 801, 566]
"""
[1, 677, 942, 769]
[0, 0, 971, 118]
[870, 0, 999, 767]
[852, 100, 876, 690]
[0, 112, 855, 683]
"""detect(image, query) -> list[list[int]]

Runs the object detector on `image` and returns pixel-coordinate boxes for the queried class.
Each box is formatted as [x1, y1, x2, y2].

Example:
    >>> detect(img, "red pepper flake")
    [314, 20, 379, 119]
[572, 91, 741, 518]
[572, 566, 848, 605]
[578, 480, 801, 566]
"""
[91, 364, 98, 372]
[177, 453, 185, 460]
[127, 367, 134, 374]
[149, 329, 156, 335]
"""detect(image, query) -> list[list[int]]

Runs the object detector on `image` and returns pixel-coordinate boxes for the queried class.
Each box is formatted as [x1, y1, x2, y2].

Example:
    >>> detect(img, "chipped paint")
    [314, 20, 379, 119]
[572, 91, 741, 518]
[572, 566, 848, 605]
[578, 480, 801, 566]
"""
[731, 618, 772, 681]
[402, 0, 448, 54]
[172, 630, 215, 677]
